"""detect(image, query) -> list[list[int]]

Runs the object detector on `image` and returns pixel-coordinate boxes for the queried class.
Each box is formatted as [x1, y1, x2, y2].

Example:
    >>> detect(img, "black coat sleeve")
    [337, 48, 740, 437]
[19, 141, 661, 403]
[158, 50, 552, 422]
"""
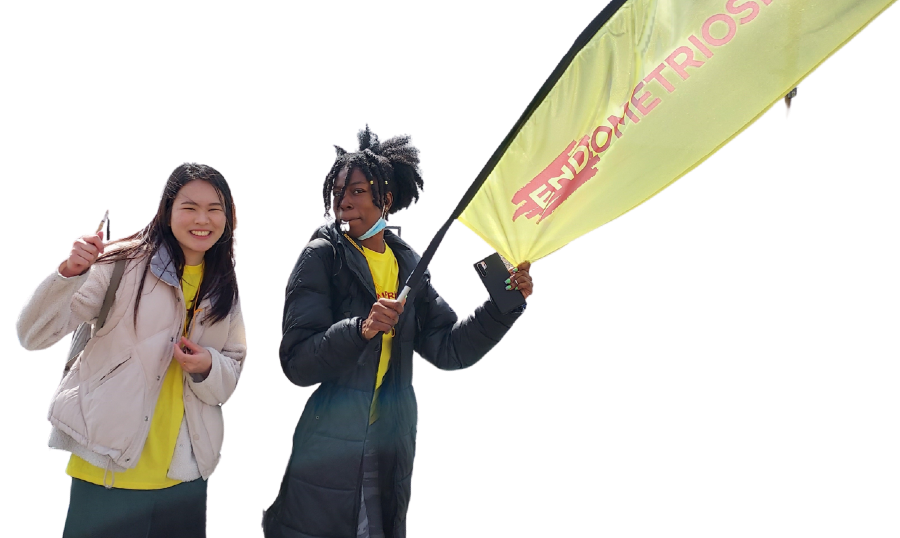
[413, 274, 523, 370]
[279, 240, 368, 387]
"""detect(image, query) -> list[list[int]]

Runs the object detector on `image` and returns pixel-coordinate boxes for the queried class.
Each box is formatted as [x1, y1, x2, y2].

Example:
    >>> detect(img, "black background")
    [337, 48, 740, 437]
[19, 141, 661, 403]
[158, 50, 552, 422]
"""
[5, 5, 897, 536]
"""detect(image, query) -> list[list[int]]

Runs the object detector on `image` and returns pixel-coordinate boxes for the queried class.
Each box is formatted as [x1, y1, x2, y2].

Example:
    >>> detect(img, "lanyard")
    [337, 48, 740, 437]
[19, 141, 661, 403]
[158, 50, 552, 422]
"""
[344, 233, 365, 255]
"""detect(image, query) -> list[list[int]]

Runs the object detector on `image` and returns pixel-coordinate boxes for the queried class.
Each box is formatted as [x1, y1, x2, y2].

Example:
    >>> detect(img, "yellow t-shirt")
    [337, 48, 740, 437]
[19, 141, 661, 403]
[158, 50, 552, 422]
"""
[362, 243, 399, 424]
[67, 263, 203, 489]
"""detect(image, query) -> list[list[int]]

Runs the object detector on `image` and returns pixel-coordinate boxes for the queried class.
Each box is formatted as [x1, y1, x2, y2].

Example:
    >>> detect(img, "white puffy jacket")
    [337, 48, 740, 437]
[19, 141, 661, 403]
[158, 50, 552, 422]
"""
[17, 246, 246, 482]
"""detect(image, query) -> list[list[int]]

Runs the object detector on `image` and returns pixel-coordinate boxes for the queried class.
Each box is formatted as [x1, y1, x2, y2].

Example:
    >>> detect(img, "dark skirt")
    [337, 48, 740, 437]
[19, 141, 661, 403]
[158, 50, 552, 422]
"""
[62, 477, 207, 538]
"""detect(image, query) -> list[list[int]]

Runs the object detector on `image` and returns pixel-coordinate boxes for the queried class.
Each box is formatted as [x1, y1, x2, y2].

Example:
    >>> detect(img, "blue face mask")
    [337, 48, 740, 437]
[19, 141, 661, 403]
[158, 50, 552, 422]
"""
[357, 217, 387, 240]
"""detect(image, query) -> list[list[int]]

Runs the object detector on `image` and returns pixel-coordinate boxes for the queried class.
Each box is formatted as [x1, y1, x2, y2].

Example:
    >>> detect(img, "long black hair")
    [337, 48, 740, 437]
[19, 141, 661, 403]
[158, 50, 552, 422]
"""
[322, 125, 424, 218]
[99, 163, 239, 325]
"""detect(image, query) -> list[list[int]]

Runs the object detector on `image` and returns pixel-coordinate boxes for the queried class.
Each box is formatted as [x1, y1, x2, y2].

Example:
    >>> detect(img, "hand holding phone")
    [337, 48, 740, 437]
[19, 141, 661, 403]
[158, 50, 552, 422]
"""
[474, 252, 528, 314]
[508, 261, 533, 299]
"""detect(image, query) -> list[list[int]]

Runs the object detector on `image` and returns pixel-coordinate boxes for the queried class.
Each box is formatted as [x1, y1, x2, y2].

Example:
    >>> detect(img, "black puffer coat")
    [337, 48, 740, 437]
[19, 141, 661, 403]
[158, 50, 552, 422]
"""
[263, 225, 523, 538]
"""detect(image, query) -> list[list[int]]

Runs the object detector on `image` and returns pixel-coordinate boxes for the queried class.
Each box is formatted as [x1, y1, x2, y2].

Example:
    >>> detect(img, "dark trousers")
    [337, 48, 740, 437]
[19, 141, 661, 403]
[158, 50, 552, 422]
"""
[62, 477, 207, 538]
[357, 432, 385, 538]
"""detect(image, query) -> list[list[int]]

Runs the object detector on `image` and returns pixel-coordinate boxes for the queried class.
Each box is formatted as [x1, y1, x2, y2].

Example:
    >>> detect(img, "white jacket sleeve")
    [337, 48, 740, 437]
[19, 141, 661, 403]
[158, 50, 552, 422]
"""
[16, 263, 113, 351]
[187, 302, 246, 406]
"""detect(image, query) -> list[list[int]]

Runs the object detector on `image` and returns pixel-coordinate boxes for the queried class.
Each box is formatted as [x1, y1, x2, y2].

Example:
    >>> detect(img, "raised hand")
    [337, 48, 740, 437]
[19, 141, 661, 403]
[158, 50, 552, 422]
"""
[59, 231, 105, 278]
[506, 261, 534, 299]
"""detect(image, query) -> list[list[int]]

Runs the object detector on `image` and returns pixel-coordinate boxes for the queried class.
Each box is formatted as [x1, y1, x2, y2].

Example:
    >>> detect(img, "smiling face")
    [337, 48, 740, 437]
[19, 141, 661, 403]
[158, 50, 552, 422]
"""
[333, 167, 392, 241]
[170, 179, 227, 265]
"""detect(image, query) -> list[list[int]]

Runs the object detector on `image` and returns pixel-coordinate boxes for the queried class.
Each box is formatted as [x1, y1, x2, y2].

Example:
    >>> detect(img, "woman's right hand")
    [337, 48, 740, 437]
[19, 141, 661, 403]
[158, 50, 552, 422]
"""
[360, 298, 405, 340]
[59, 231, 105, 278]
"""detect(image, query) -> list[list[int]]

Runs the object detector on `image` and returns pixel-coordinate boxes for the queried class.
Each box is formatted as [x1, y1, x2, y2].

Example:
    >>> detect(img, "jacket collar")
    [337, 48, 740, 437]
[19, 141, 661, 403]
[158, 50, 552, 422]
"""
[149, 244, 182, 288]
[319, 224, 421, 301]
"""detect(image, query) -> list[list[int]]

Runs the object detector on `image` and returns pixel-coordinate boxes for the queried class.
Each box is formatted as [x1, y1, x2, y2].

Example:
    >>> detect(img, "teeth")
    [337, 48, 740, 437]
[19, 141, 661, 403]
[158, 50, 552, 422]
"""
[191, 231, 211, 237]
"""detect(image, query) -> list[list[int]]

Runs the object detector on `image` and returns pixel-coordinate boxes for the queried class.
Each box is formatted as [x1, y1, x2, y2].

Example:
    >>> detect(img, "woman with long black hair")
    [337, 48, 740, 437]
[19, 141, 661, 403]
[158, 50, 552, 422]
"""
[17, 163, 245, 538]
[263, 127, 533, 538]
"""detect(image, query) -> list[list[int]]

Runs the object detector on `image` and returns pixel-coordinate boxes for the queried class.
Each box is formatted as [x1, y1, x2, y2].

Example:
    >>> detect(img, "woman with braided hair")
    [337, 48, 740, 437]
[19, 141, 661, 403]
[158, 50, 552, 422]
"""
[264, 127, 533, 538]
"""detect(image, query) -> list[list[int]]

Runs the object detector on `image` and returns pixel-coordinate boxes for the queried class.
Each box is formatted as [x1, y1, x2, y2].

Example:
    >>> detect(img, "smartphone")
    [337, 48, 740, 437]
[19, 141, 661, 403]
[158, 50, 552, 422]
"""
[473, 252, 526, 314]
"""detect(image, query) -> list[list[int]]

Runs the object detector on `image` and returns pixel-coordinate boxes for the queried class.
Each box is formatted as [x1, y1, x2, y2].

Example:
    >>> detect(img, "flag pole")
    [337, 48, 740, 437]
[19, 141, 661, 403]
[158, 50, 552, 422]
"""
[375, 0, 631, 368]
[397, 0, 631, 300]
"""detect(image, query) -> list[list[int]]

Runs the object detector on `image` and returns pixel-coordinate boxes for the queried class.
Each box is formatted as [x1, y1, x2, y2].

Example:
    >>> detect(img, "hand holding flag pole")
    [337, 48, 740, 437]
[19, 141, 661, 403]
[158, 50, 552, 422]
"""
[357, 219, 450, 365]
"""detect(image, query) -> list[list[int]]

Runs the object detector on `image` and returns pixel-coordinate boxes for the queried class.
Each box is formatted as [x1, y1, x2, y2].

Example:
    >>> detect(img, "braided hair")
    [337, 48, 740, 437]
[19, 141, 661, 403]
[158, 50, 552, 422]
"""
[322, 125, 424, 218]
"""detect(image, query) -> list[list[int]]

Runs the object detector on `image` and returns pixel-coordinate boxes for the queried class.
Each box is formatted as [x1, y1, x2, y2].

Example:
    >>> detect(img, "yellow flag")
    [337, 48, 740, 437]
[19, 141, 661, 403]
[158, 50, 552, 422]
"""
[458, 0, 896, 265]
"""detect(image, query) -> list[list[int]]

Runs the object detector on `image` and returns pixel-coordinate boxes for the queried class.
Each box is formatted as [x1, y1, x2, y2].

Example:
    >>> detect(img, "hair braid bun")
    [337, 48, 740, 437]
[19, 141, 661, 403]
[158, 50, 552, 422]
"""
[321, 125, 425, 217]
[356, 123, 381, 155]
[373, 131, 423, 214]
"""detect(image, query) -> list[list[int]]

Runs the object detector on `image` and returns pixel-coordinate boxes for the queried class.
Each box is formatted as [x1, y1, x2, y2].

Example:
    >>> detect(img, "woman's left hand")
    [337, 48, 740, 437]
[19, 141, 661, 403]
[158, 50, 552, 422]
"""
[174, 336, 213, 378]
[507, 261, 533, 299]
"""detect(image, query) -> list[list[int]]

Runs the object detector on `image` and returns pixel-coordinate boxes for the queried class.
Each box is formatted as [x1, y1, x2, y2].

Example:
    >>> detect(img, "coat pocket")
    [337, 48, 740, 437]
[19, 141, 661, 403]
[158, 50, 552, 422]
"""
[80, 351, 145, 453]
[85, 353, 133, 394]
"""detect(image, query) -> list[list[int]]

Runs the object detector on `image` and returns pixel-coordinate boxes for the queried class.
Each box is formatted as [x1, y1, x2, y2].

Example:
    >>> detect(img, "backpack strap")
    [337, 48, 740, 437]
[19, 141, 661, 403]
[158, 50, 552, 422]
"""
[97, 259, 127, 329]
[63, 259, 127, 375]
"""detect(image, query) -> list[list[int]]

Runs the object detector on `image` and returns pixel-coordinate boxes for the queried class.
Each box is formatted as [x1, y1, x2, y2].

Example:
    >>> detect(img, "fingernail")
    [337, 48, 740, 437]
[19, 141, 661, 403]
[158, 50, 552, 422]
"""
[504, 278, 510, 284]
[513, 268, 519, 273]
[515, 285, 519, 290]
[505, 285, 512, 290]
